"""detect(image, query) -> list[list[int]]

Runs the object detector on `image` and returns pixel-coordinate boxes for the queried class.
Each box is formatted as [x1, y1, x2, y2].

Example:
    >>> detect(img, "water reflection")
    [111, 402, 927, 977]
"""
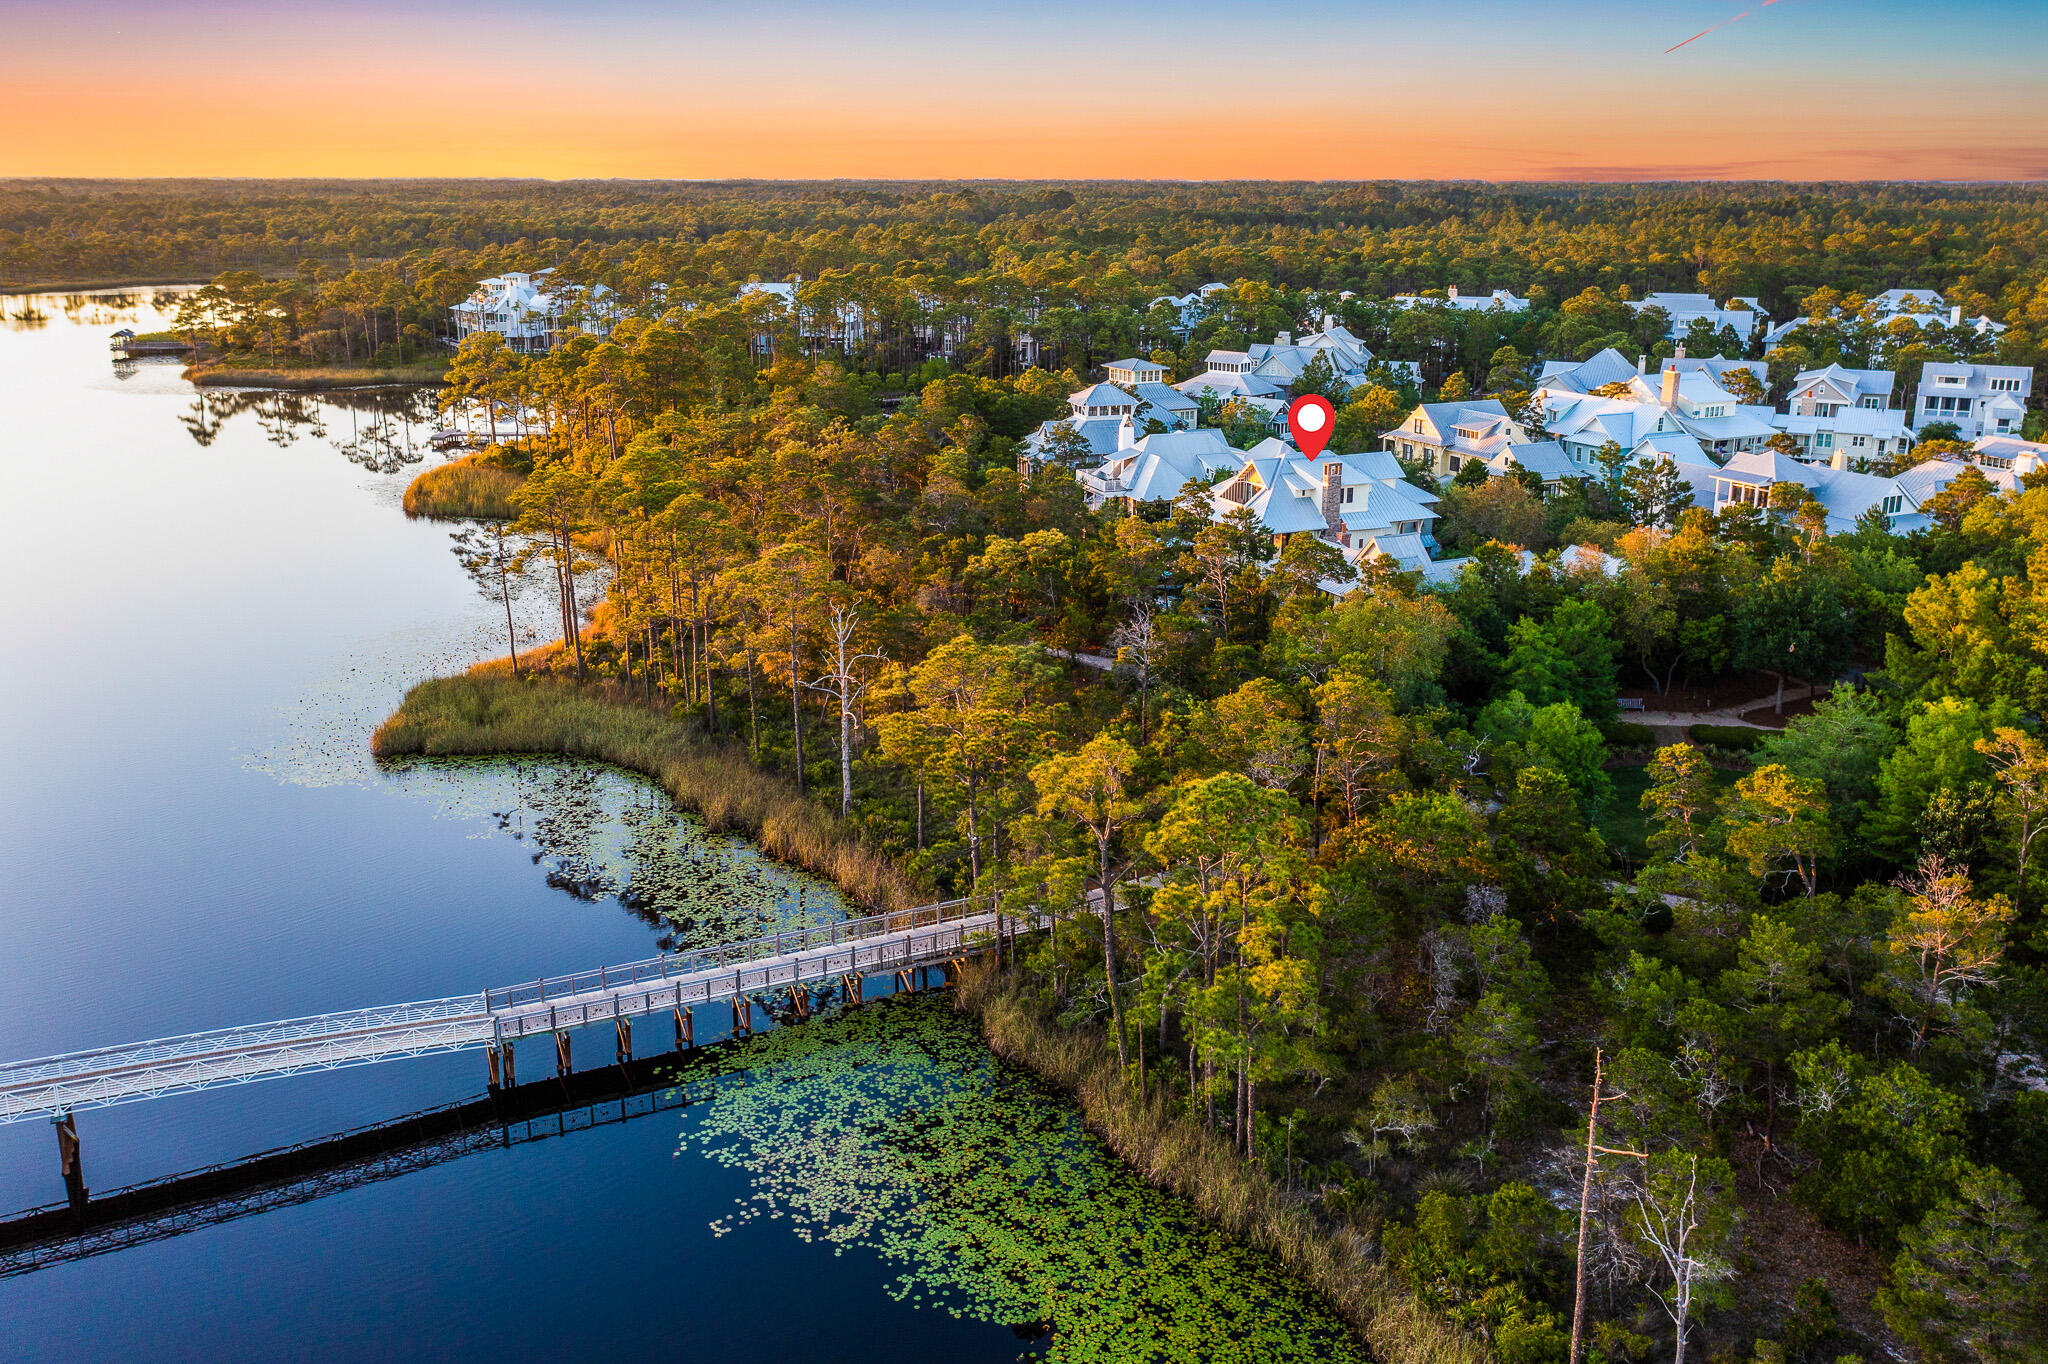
[380, 757, 848, 951]
[171, 385, 438, 463]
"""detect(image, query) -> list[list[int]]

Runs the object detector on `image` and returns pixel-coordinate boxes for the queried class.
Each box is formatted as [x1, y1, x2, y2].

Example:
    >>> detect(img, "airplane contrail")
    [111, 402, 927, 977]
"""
[1666, 0, 1787, 53]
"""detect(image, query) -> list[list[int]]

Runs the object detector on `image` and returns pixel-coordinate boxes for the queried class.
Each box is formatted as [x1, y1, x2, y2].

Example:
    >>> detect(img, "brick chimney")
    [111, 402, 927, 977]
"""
[1661, 366, 1680, 409]
[1322, 460, 1344, 536]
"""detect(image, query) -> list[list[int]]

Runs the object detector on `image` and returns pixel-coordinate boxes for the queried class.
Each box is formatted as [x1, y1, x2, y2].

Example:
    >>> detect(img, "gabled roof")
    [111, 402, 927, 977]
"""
[1791, 363, 1895, 400]
[1536, 347, 1638, 394]
[1070, 382, 1136, 409]
[1103, 357, 1160, 372]
[1488, 440, 1579, 481]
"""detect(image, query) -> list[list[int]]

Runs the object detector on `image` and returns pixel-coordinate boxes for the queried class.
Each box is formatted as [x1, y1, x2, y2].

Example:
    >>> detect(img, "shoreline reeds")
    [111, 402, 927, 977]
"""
[402, 454, 524, 520]
[371, 668, 919, 911]
[956, 963, 1489, 1364]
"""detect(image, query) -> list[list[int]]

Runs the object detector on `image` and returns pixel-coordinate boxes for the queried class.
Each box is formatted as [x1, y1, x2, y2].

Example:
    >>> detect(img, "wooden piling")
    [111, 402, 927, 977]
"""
[555, 1029, 571, 1078]
[55, 1112, 87, 1212]
[487, 1044, 502, 1090]
[615, 1015, 632, 1066]
[674, 1004, 692, 1051]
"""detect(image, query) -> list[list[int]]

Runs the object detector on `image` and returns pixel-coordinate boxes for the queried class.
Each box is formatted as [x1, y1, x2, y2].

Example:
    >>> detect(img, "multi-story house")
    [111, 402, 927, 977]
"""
[1705, 448, 1932, 534]
[453, 271, 613, 353]
[1770, 363, 1914, 466]
[1628, 293, 1769, 347]
[1076, 428, 1242, 509]
[1383, 399, 1531, 478]
[1915, 362, 2033, 439]
[1020, 377, 1200, 466]
[1208, 443, 1441, 552]
[1388, 286, 1531, 314]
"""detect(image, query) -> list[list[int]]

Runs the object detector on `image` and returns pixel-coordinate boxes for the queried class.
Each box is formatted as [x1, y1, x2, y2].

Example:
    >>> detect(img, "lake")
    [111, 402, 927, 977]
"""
[0, 291, 1361, 1361]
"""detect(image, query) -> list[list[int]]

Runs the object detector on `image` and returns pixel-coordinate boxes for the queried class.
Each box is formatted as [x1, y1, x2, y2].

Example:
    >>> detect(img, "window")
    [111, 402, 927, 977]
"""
[1402, 442, 1415, 457]
[1852, 436, 1867, 448]
[1938, 374, 1965, 386]
[1991, 377, 2022, 393]
[1814, 432, 1834, 449]
[1412, 419, 1424, 434]
[1882, 495, 1903, 515]
[1446, 455, 1462, 473]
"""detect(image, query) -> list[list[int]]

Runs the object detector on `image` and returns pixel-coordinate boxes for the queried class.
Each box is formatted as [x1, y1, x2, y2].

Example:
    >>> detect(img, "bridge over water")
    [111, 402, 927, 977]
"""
[0, 897, 1012, 1208]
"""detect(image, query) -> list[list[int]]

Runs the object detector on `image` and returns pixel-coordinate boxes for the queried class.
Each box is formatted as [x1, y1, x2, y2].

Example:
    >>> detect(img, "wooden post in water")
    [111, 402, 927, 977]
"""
[555, 1029, 572, 1079]
[487, 1044, 502, 1090]
[787, 984, 809, 1018]
[54, 1112, 86, 1212]
[841, 972, 861, 1004]
[732, 995, 752, 1035]
[503, 1040, 516, 1088]
[674, 1004, 692, 1051]
[615, 1015, 632, 1066]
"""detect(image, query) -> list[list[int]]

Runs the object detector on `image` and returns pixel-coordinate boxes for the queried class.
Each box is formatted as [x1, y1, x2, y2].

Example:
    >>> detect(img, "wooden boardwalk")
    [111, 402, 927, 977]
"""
[0, 899, 1004, 1129]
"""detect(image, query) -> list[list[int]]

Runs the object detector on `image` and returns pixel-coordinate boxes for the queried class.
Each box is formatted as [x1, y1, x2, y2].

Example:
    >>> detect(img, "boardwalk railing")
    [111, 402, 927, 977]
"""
[482, 897, 978, 1012]
[0, 896, 1003, 1126]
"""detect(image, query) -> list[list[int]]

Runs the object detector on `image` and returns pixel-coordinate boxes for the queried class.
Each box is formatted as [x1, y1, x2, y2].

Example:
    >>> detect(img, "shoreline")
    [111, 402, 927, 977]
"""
[371, 668, 919, 913]
[185, 360, 449, 391]
[2, 277, 207, 296]
[370, 669, 1479, 1361]
[955, 964, 1484, 1364]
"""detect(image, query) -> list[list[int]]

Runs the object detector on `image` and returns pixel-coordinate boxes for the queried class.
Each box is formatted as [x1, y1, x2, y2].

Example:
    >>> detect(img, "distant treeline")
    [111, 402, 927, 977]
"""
[7, 178, 2048, 321]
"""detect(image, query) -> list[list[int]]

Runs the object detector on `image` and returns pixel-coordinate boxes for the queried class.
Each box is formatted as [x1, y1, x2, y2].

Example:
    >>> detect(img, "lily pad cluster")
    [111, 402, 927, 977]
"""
[672, 998, 1367, 1364]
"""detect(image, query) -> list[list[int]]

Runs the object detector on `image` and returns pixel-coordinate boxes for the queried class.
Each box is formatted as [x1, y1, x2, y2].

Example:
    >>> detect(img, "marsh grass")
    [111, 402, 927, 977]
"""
[372, 669, 918, 911]
[402, 454, 525, 520]
[185, 358, 450, 389]
[957, 963, 1490, 1364]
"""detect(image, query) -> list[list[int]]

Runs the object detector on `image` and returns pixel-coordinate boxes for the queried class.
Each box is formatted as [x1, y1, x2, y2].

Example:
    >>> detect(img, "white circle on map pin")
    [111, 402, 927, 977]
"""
[1298, 404, 1326, 431]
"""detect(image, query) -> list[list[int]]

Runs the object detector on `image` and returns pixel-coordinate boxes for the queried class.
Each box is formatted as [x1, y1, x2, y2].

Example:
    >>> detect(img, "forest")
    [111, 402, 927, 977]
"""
[8, 179, 2048, 391]
[31, 179, 2048, 1361]
[384, 294, 2047, 1364]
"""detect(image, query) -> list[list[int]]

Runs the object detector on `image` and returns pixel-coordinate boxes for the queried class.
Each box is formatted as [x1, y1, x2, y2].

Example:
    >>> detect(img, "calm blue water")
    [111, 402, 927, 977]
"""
[0, 293, 1031, 1360]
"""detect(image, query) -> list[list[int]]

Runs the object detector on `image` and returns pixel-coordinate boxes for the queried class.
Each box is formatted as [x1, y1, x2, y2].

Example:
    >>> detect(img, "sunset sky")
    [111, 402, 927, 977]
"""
[6, 0, 2047, 181]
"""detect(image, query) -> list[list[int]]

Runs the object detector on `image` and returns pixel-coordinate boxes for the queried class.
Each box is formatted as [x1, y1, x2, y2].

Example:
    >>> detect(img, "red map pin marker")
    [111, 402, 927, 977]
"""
[1288, 394, 1335, 459]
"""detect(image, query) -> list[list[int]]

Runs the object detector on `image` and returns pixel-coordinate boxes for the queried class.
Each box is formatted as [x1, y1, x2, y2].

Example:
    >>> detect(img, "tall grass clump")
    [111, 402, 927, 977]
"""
[956, 962, 1489, 1364]
[402, 454, 524, 520]
[372, 669, 918, 910]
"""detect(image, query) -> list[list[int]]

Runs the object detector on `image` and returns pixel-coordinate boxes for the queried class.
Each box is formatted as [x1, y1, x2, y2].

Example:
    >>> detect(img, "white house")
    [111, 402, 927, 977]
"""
[1535, 347, 1641, 395]
[1077, 428, 1242, 508]
[1915, 362, 2033, 439]
[738, 276, 869, 350]
[1628, 293, 1768, 348]
[1021, 377, 1198, 465]
[453, 271, 614, 354]
[1770, 363, 1914, 466]
[1706, 447, 1931, 535]
[1482, 440, 1583, 492]
[1535, 364, 1775, 466]
[1207, 442, 1441, 552]
[1388, 286, 1531, 314]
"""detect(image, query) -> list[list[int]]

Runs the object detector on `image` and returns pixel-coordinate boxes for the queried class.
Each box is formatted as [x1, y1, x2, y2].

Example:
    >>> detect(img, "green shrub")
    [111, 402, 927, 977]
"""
[1689, 724, 1766, 752]
[1604, 721, 1655, 747]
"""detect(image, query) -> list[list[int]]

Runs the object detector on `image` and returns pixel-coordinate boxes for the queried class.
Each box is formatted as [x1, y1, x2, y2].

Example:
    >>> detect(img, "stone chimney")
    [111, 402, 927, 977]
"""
[1950, 304, 1963, 327]
[1321, 460, 1345, 536]
[1660, 366, 1680, 409]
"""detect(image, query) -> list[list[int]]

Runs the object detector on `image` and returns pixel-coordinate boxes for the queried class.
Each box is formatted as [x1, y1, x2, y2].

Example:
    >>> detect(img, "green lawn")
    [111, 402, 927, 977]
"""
[1599, 764, 1742, 863]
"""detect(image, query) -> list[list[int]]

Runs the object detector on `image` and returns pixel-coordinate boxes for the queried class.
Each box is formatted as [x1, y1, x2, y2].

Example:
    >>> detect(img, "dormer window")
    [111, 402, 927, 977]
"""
[1412, 419, 1424, 434]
